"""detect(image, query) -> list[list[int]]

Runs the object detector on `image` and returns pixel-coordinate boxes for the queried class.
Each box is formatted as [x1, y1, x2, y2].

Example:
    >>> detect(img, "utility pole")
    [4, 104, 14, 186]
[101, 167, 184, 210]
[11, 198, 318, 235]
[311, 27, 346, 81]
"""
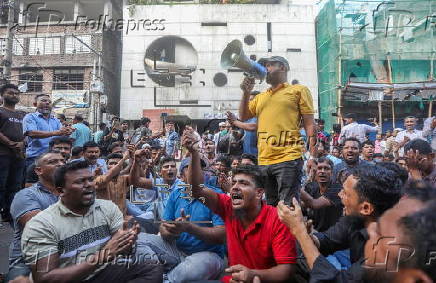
[3, 0, 15, 83]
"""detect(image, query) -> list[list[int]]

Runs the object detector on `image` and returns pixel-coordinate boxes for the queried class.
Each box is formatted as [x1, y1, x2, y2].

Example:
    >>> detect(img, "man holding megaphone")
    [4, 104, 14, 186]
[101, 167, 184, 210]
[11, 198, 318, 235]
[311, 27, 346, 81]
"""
[238, 56, 317, 206]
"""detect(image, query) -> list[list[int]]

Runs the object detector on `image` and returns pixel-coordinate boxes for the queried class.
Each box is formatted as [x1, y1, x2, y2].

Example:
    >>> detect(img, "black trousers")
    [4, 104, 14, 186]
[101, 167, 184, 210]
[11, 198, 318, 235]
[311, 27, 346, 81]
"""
[260, 158, 303, 206]
[85, 261, 164, 283]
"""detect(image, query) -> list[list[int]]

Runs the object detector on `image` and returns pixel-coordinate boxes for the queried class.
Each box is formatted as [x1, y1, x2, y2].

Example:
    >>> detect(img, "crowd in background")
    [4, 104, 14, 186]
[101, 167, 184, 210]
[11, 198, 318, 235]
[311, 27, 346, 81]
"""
[0, 55, 436, 283]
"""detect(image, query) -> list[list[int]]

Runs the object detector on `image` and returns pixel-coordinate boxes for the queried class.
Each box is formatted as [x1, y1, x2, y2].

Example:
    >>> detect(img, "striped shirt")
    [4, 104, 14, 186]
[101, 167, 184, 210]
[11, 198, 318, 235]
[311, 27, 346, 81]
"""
[21, 199, 123, 279]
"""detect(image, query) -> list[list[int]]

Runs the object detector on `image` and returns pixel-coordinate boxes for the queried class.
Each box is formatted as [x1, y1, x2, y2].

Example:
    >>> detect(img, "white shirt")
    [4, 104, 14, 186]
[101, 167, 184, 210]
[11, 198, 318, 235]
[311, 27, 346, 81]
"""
[339, 122, 379, 144]
[394, 129, 424, 156]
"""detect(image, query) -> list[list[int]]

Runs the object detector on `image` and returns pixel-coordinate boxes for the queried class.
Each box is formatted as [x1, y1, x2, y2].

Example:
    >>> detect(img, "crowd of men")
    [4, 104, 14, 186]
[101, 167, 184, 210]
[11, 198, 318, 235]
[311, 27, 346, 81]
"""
[0, 55, 436, 283]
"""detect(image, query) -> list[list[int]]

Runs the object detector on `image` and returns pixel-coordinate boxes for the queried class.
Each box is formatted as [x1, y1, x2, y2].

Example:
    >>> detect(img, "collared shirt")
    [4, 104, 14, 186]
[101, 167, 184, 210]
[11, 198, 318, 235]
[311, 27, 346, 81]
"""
[70, 122, 92, 147]
[70, 157, 108, 174]
[23, 112, 62, 158]
[248, 83, 314, 165]
[21, 199, 123, 280]
[9, 182, 59, 264]
[242, 117, 258, 156]
[395, 129, 425, 156]
[163, 185, 225, 257]
[338, 122, 379, 144]
[165, 130, 179, 157]
[145, 178, 184, 220]
[95, 175, 130, 215]
[213, 193, 297, 283]
[314, 216, 368, 264]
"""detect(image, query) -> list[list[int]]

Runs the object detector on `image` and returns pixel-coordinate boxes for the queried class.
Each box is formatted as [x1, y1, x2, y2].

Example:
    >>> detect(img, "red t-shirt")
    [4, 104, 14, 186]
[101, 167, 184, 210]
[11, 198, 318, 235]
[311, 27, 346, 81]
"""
[214, 193, 297, 283]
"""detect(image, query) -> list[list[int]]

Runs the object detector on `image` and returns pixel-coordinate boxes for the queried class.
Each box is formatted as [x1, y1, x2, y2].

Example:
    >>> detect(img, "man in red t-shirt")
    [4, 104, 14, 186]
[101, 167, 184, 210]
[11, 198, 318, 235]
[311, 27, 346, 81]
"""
[182, 128, 297, 282]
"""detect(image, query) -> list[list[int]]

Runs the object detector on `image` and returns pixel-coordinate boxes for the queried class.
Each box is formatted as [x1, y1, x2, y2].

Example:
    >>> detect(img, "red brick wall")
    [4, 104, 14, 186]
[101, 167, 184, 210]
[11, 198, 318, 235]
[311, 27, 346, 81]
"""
[142, 109, 175, 133]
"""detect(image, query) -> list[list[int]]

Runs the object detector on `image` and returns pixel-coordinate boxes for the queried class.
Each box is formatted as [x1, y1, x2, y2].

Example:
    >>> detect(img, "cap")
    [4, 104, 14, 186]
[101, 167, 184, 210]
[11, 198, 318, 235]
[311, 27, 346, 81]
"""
[258, 56, 290, 71]
[218, 122, 226, 127]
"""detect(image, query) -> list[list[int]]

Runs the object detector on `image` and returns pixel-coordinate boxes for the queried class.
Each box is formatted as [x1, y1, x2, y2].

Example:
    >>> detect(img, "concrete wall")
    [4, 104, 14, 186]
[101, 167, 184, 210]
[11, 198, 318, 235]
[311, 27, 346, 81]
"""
[120, 3, 319, 120]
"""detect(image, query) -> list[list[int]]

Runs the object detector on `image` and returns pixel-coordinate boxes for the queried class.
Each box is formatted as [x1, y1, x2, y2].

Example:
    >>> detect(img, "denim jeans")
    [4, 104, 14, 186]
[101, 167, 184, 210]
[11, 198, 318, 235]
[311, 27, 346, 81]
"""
[0, 155, 25, 216]
[260, 158, 303, 206]
[136, 233, 224, 283]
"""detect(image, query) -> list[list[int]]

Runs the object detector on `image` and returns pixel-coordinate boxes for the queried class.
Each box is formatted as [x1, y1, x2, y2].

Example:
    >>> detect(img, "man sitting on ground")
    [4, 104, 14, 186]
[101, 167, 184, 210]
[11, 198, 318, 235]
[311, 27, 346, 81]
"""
[21, 161, 163, 283]
[8, 152, 65, 281]
[183, 128, 297, 282]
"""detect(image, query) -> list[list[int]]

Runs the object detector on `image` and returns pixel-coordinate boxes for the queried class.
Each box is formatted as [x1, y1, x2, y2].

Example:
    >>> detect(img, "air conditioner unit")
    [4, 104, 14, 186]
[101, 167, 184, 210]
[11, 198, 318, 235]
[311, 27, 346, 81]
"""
[90, 80, 104, 93]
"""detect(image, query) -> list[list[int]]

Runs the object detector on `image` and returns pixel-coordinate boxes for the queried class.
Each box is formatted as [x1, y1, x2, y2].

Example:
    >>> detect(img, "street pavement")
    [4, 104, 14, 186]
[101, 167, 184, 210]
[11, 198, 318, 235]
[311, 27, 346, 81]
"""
[0, 222, 13, 278]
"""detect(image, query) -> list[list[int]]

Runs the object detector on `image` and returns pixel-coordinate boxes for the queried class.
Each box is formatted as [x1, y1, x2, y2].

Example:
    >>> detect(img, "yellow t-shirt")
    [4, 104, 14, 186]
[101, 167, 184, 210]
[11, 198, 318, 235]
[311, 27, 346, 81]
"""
[248, 83, 315, 165]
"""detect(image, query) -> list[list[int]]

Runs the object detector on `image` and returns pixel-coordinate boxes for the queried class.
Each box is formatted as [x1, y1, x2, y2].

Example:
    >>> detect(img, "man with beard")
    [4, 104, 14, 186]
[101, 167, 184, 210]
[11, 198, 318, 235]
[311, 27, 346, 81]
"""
[7, 152, 65, 281]
[360, 140, 375, 164]
[300, 157, 343, 232]
[277, 164, 402, 282]
[333, 137, 371, 183]
[363, 181, 436, 282]
[239, 56, 316, 205]
[74, 141, 108, 174]
[21, 161, 163, 282]
[23, 94, 73, 168]
[0, 84, 26, 222]
[183, 129, 297, 282]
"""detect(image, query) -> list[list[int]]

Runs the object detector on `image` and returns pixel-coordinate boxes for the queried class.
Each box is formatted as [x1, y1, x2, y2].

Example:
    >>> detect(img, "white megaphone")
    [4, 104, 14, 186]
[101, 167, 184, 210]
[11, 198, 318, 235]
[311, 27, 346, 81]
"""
[220, 39, 267, 80]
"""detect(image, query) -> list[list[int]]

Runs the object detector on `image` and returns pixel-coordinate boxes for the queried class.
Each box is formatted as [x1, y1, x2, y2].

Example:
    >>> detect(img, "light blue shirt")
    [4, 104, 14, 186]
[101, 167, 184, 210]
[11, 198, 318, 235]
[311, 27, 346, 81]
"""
[70, 157, 108, 174]
[70, 122, 92, 147]
[23, 112, 62, 158]
[146, 178, 184, 220]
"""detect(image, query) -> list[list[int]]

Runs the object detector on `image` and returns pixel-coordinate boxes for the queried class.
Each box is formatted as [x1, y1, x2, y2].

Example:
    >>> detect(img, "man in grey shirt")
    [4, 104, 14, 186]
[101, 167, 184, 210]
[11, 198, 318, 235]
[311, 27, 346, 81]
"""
[8, 151, 65, 281]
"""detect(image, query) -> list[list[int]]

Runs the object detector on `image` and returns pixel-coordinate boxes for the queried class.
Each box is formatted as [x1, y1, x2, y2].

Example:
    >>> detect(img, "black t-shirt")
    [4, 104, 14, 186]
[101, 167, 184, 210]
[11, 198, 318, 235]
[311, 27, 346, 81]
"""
[0, 107, 25, 156]
[304, 181, 343, 232]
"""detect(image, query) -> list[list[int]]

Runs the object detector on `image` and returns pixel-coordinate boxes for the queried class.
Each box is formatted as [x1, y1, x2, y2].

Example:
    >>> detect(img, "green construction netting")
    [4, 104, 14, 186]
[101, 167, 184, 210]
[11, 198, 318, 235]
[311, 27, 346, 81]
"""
[316, 0, 436, 131]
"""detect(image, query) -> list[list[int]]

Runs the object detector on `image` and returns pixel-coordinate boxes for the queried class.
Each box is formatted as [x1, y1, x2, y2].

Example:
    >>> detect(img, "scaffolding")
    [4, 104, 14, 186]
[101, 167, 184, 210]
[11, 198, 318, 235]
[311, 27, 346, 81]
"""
[316, 0, 436, 131]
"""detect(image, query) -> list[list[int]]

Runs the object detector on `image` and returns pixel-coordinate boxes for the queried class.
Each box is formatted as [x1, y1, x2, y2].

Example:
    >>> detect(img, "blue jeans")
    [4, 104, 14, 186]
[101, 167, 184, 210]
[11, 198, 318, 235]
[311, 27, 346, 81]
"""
[0, 155, 25, 216]
[260, 158, 303, 206]
[136, 233, 224, 283]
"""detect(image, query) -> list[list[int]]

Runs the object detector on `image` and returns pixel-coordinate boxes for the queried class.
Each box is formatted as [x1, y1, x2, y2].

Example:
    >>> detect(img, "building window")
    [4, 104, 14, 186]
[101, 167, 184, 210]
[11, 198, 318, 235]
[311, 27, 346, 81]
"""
[29, 37, 61, 55]
[65, 35, 91, 54]
[12, 38, 24, 55]
[53, 69, 84, 90]
[18, 71, 43, 92]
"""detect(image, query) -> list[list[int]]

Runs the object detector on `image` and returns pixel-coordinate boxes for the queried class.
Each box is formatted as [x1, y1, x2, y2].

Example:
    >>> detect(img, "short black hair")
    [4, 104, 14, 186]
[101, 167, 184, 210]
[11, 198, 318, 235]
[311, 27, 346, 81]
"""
[71, 146, 83, 156]
[343, 137, 361, 149]
[315, 156, 334, 169]
[35, 93, 50, 101]
[399, 200, 436, 279]
[82, 141, 100, 152]
[240, 153, 258, 165]
[232, 165, 264, 188]
[49, 136, 73, 148]
[74, 114, 84, 122]
[57, 114, 66, 121]
[349, 165, 402, 217]
[361, 140, 374, 147]
[99, 122, 106, 130]
[54, 160, 89, 188]
[141, 117, 151, 125]
[159, 156, 176, 169]
[108, 142, 122, 153]
[317, 119, 325, 125]
[216, 155, 231, 168]
[404, 139, 432, 155]
[107, 153, 123, 160]
[377, 162, 409, 186]
[0, 83, 19, 96]
[401, 180, 436, 201]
